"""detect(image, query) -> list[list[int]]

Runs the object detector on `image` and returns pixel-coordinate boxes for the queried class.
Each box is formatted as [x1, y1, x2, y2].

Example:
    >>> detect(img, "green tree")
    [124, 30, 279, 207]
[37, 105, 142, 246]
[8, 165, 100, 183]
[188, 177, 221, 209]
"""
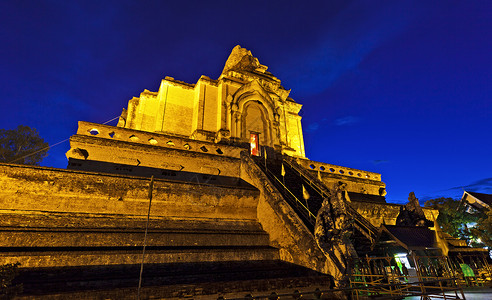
[470, 209, 492, 248]
[0, 125, 49, 165]
[424, 197, 480, 241]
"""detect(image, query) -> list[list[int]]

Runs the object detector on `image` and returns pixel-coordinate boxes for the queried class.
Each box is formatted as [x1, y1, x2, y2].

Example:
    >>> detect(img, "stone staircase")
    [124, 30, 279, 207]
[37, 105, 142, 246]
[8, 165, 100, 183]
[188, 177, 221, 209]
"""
[251, 156, 318, 231]
[251, 156, 378, 257]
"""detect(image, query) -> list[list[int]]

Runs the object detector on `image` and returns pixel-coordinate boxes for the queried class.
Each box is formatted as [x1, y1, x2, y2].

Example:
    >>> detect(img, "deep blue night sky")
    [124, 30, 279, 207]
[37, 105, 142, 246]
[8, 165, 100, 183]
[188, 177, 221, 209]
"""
[1, 0, 491, 204]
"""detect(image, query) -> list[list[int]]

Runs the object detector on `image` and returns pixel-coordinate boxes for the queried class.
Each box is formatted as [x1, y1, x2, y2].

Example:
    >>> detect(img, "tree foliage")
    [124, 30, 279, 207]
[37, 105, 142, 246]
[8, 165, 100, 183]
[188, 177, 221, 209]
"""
[424, 197, 479, 241]
[425, 197, 492, 248]
[0, 125, 49, 165]
[470, 209, 492, 248]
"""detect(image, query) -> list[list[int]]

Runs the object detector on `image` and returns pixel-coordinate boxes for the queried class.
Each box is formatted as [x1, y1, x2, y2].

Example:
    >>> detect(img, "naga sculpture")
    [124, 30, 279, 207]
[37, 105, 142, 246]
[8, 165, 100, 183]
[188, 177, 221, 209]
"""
[314, 181, 356, 288]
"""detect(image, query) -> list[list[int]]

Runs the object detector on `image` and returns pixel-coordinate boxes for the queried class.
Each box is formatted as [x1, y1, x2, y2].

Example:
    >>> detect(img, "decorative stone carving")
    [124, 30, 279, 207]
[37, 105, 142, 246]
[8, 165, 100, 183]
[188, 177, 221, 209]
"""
[314, 181, 355, 288]
[233, 111, 241, 123]
[214, 129, 230, 143]
[396, 192, 433, 227]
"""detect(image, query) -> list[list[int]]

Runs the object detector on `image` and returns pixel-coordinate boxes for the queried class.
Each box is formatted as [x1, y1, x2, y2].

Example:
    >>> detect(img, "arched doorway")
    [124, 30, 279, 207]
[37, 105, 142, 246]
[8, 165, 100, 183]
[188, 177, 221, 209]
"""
[241, 101, 271, 155]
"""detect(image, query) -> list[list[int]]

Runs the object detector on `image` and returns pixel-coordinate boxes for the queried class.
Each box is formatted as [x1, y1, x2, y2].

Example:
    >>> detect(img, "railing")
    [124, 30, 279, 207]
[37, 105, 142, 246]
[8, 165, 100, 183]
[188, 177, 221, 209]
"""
[266, 170, 317, 221]
[253, 159, 316, 230]
[446, 253, 492, 287]
[350, 256, 466, 300]
[75, 121, 243, 158]
[283, 157, 378, 243]
[350, 277, 464, 300]
[283, 157, 331, 197]
[345, 206, 378, 244]
[296, 158, 382, 181]
[211, 278, 465, 299]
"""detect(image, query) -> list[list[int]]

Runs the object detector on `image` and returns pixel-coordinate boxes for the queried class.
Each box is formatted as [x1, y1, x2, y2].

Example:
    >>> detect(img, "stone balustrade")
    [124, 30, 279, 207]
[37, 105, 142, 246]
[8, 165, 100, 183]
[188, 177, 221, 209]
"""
[298, 158, 382, 181]
[75, 122, 382, 182]
[76, 121, 243, 158]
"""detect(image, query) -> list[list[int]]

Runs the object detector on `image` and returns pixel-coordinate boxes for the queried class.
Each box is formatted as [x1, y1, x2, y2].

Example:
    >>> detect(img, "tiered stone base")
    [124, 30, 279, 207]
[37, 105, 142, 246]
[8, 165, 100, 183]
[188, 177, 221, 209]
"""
[14, 260, 333, 299]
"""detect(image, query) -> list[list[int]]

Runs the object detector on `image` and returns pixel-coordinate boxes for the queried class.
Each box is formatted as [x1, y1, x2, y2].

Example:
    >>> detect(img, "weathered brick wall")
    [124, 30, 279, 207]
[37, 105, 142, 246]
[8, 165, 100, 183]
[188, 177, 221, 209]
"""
[0, 163, 257, 219]
[350, 201, 401, 227]
[351, 201, 438, 227]
[14, 275, 332, 300]
[298, 158, 386, 196]
[0, 163, 278, 268]
[68, 121, 244, 177]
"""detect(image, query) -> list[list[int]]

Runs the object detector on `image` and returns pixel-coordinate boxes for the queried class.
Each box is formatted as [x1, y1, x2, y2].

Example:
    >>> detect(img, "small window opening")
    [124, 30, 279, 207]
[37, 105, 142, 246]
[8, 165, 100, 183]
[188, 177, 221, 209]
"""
[89, 128, 99, 135]
[200, 146, 208, 152]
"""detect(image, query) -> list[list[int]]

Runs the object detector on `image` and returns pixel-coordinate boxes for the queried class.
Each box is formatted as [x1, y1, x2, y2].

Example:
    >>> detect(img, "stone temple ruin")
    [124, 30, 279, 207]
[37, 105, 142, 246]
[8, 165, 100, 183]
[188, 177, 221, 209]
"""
[0, 46, 489, 298]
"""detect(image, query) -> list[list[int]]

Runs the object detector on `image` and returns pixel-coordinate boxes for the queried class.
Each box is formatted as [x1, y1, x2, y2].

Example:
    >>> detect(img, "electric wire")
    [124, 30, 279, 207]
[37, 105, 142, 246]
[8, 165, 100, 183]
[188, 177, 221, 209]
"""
[6, 116, 120, 164]
[137, 176, 154, 299]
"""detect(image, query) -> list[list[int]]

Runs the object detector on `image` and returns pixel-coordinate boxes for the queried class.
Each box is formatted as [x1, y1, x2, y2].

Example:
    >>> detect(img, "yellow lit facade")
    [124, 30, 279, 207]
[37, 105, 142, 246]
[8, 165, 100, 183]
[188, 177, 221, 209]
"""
[118, 45, 306, 158]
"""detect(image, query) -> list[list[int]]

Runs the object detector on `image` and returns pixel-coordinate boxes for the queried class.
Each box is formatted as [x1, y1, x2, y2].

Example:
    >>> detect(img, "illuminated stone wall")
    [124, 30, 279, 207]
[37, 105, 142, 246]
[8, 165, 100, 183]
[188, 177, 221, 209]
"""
[67, 121, 243, 177]
[0, 163, 276, 268]
[351, 201, 438, 228]
[240, 152, 327, 273]
[119, 45, 306, 158]
[298, 158, 386, 196]
[67, 122, 387, 199]
[0, 163, 258, 219]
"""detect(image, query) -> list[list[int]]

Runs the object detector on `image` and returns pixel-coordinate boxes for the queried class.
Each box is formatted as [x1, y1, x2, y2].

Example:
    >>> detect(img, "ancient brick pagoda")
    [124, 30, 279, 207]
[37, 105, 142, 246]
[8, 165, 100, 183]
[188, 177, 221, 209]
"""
[2, 46, 476, 299]
[66, 45, 386, 196]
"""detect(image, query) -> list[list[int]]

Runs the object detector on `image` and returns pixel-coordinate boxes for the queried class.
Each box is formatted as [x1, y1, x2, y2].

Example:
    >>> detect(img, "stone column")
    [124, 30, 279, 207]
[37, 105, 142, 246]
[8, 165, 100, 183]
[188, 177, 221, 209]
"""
[231, 103, 238, 138]
[225, 103, 231, 132]
[235, 111, 242, 140]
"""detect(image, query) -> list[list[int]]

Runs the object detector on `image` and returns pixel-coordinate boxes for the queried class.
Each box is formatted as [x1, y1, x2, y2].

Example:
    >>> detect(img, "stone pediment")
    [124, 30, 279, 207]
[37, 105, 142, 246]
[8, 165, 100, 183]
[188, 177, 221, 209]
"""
[220, 46, 294, 102]
[232, 79, 276, 113]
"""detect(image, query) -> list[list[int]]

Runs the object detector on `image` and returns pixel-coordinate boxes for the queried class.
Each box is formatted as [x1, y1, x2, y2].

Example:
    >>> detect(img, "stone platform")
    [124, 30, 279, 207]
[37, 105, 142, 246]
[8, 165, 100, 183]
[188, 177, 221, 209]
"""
[14, 260, 332, 299]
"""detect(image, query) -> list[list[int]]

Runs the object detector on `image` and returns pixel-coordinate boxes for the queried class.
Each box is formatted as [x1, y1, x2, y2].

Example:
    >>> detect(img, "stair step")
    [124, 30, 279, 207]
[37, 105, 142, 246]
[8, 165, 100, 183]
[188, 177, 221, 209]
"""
[0, 229, 271, 248]
[15, 260, 333, 299]
[1, 246, 280, 268]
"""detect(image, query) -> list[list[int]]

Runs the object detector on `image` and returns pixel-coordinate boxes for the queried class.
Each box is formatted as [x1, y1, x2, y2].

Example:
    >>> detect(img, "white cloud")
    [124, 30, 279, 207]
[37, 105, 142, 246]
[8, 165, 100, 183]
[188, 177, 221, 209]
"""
[334, 116, 359, 126]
